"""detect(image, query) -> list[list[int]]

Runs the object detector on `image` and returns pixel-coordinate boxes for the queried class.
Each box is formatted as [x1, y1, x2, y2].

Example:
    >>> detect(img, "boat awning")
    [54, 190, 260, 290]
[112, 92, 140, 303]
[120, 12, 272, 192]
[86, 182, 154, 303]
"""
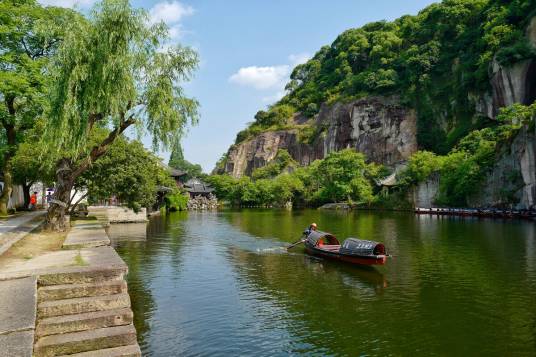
[339, 238, 384, 256]
[306, 230, 339, 245]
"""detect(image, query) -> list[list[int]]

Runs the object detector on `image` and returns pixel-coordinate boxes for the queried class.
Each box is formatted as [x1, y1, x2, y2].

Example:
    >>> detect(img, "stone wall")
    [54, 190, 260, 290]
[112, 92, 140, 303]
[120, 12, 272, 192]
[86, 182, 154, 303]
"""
[88, 206, 148, 223]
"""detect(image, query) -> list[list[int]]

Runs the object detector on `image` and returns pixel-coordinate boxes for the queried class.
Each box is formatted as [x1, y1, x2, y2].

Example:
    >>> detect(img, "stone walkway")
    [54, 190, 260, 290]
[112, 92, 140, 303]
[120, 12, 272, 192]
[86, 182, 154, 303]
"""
[0, 211, 46, 256]
[0, 220, 141, 356]
[0, 211, 45, 235]
[62, 222, 110, 249]
[0, 277, 37, 357]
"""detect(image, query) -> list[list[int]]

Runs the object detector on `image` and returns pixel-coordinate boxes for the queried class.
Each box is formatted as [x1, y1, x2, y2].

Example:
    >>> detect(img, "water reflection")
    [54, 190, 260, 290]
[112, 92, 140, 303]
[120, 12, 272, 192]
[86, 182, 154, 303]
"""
[113, 209, 536, 356]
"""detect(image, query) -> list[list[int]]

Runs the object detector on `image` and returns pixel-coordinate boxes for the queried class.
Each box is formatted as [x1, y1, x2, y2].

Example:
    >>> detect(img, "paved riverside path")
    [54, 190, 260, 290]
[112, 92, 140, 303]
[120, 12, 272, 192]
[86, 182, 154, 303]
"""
[0, 277, 37, 357]
[0, 211, 45, 257]
[0, 211, 44, 234]
[0, 220, 141, 356]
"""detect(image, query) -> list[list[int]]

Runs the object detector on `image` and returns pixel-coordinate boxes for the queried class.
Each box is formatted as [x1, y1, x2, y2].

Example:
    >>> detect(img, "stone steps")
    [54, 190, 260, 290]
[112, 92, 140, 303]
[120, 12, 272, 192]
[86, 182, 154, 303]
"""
[34, 324, 137, 357]
[38, 268, 125, 286]
[38, 293, 131, 318]
[38, 280, 127, 301]
[56, 344, 141, 357]
[36, 307, 133, 337]
[30, 224, 140, 356]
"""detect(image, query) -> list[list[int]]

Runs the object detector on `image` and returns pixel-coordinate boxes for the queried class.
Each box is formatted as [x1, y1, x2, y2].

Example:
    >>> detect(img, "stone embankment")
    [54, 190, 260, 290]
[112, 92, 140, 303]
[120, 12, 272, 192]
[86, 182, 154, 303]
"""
[88, 207, 147, 224]
[0, 220, 141, 357]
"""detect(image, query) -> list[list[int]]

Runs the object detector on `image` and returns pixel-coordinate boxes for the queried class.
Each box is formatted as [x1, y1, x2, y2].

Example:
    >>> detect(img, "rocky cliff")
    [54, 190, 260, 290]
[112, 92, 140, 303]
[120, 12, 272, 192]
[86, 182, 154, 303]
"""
[222, 96, 417, 177]
[469, 126, 536, 209]
[413, 126, 536, 210]
[218, 15, 536, 210]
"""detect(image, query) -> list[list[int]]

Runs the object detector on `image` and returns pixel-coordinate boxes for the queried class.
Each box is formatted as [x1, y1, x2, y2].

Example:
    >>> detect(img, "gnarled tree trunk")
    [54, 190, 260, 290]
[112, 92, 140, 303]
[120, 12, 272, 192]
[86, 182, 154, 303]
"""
[45, 116, 136, 230]
[0, 161, 13, 216]
[46, 159, 75, 231]
[0, 121, 16, 216]
[22, 180, 34, 209]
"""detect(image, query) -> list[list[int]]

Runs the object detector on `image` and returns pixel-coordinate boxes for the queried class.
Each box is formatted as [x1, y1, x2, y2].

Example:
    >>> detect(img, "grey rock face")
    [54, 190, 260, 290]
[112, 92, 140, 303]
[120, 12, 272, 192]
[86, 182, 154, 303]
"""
[486, 59, 536, 118]
[222, 96, 417, 177]
[411, 173, 440, 208]
[469, 126, 536, 209]
[321, 96, 417, 166]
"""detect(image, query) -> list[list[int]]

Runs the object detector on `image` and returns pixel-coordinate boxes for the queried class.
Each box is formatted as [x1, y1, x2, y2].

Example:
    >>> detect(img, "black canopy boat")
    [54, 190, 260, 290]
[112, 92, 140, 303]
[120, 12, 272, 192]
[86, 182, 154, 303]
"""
[301, 230, 387, 266]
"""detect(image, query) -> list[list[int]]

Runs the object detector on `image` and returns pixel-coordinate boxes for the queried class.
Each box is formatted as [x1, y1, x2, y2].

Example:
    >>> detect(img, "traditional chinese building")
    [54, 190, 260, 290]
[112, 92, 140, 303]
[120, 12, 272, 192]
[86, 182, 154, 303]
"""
[183, 178, 214, 199]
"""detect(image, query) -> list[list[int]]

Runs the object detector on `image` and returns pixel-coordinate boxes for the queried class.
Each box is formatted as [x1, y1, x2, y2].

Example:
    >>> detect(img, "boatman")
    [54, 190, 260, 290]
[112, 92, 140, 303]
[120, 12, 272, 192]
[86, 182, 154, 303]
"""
[304, 222, 318, 237]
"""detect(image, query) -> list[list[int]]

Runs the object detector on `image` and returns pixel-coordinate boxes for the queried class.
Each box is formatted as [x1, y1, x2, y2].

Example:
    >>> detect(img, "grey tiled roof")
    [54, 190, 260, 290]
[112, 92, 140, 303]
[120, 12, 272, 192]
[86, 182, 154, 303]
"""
[184, 183, 214, 194]
[184, 178, 214, 194]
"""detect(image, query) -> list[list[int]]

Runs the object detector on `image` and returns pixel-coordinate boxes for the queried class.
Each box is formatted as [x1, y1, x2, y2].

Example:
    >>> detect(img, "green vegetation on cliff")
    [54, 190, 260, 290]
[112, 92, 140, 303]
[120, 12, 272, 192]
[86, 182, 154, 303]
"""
[251, 149, 297, 180]
[207, 149, 383, 207]
[211, 102, 535, 208]
[233, 0, 536, 153]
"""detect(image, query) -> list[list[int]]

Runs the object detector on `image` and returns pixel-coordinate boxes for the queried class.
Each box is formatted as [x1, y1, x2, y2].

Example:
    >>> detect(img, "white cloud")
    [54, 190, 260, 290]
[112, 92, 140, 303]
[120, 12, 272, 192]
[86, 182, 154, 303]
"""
[38, 0, 96, 8]
[149, 1, 194, 25]
[229, 53, 312, 104]
[229, 65, 290, 90]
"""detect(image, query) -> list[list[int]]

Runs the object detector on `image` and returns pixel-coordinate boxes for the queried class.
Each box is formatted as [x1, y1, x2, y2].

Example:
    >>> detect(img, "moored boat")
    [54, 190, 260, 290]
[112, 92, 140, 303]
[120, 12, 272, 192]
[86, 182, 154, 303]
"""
[303, 230, 387, 266]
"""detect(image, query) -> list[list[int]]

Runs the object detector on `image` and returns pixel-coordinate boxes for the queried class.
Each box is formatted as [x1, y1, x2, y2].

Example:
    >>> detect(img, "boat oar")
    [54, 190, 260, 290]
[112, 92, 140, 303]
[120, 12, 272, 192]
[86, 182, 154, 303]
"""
[287, 237, 306, 250]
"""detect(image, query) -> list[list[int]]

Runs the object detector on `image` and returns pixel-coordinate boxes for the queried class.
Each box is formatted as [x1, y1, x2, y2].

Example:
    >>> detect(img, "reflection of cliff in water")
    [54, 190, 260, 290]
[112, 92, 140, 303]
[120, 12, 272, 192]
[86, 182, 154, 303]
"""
[226, 247, 388, 356]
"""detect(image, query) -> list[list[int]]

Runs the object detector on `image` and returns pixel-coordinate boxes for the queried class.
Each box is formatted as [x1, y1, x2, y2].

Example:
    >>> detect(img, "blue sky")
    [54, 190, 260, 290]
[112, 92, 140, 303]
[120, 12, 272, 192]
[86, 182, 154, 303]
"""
[40, 0, 438, 172]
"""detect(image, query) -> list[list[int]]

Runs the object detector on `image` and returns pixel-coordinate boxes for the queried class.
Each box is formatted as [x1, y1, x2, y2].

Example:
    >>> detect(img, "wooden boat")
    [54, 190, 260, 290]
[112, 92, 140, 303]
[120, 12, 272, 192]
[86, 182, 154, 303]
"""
[303, 230, 387, 266]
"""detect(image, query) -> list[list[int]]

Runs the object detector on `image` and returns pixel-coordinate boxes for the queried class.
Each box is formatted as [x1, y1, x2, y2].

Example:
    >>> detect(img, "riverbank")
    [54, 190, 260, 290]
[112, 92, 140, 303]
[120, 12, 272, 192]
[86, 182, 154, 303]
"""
[0, 215, 141, 356]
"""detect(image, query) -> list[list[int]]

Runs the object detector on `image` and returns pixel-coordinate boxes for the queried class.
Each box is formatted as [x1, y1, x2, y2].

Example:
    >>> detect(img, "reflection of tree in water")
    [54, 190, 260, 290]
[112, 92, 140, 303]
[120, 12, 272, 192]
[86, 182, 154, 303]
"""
[114, 212, 189, 351]
[226, 247, 388, 356]
[115, 243, 156, 349]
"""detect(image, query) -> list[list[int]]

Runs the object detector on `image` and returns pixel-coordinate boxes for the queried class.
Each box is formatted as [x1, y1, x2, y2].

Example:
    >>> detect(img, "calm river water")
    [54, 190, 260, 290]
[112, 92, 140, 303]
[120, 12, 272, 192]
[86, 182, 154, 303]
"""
[109, 209, 536, 356]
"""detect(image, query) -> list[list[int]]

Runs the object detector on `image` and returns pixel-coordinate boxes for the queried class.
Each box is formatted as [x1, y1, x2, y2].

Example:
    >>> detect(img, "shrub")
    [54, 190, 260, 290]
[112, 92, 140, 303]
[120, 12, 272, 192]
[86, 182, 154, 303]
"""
[399, 151, 443, 185]
[165, 192, 189, 211]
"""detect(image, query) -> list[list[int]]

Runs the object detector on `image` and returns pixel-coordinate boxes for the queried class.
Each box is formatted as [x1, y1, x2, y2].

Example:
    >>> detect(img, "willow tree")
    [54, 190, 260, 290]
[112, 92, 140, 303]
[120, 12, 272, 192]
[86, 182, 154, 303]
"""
[44, 0, 199, 230]
[0, 0, 76, 215]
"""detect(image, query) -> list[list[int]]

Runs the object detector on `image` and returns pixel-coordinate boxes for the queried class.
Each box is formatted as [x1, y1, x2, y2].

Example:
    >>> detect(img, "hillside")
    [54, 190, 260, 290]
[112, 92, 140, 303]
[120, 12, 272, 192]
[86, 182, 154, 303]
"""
[213, 0, 536, 209]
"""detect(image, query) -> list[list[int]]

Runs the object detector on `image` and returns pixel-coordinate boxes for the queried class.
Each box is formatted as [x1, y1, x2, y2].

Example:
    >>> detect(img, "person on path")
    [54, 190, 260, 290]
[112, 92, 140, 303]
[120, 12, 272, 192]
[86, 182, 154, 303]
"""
[29, 192, 38, 210]
[46, 192, 52, 208]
